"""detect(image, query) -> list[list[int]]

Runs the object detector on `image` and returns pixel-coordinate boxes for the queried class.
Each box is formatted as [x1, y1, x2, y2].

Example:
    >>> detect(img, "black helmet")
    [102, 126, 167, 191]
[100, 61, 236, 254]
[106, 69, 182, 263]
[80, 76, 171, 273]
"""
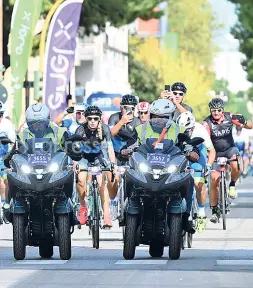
[208, 98, 225, 110]
[85, 106, 102, 117]
[171, 82, 187, 94]
[120, 94, 138, 106]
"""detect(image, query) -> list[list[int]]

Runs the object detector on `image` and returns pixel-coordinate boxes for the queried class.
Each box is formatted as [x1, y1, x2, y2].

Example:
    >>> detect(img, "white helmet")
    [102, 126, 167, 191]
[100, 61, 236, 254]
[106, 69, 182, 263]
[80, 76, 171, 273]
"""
[150, 99, 175, 118]
[176, 111, 195, 129]
[74, 102, 89, 112]
[26, 103, 50, 123]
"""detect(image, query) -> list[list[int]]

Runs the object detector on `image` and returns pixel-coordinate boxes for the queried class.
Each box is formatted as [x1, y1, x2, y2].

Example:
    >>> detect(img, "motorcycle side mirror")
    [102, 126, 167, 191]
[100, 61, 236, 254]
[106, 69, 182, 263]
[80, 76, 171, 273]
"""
[187, 137, 204, 146]
[66, 134, 83, 142]
[0, 137, 13, 145]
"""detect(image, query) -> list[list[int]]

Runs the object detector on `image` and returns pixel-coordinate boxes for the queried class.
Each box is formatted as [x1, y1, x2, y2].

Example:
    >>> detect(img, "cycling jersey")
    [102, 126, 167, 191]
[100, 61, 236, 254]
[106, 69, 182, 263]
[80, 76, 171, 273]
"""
[62, 118, 79, 135]
[173, 104, 193, 121]
[203, 112, 241, 152]
[189, 122, 213, 183]
[191, 122, 214, 150]
[0, 118, 16, 143]
[75, 123, 113, 163]
[108, 112, 141, 153]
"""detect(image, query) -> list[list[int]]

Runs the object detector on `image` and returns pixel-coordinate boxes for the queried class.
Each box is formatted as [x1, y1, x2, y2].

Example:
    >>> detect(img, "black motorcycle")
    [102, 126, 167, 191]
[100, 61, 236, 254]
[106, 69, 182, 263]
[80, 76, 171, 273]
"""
[123, 136, 203, 260]
[4, 137, 75, 260]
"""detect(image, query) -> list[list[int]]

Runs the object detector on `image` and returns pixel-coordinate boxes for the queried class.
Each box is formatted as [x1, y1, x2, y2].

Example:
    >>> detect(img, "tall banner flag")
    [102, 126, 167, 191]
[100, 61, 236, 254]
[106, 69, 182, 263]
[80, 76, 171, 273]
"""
[10, 0, 43, 128]
[43, 0, 83, 120]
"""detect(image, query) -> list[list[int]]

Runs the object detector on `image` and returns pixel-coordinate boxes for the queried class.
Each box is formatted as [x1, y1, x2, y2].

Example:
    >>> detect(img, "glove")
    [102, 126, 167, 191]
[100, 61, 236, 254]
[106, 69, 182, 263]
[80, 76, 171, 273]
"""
[205, 164, 212, 177]
[187, 151, 199, 162]
[66, 106, 74, 114]
[232, 114, 246, 125]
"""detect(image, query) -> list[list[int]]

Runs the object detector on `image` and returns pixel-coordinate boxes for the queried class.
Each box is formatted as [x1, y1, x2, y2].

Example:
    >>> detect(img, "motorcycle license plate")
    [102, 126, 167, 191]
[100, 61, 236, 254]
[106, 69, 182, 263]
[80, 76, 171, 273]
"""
[27, 153, 51, 166]
[147, 153, 170, 166]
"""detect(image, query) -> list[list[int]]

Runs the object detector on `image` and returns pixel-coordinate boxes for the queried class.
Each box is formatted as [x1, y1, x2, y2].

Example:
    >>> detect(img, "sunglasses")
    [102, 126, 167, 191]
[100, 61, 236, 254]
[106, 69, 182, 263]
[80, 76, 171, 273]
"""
[211, 109, 223, 113]
[123, 106, 135, 111]
[139, 111, 148, 115]
[76, 111, 85, 116]
[87, 116, 100, 122]
[173, 91, 184, 96]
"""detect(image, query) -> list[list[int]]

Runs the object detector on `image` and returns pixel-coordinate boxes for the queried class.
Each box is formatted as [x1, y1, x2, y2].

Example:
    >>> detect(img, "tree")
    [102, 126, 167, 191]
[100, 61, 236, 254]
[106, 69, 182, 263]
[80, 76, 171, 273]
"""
[132, 37, 212, 121]
[3, 0, 164, 69]
[227, 1, 253, 98]
[167, 0, 220, 67]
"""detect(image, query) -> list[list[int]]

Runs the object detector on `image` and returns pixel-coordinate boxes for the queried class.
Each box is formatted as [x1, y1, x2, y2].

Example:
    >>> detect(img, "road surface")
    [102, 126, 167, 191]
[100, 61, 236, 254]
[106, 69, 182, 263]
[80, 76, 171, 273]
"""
[1, 178, 253, 287]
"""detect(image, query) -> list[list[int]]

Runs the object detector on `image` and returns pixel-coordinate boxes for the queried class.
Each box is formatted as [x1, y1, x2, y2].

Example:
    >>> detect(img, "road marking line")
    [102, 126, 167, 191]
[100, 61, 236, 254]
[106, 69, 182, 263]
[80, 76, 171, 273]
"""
[14, 260, 68, 265]
[115, 260, 168, 265]
[217, 260, 253, 266]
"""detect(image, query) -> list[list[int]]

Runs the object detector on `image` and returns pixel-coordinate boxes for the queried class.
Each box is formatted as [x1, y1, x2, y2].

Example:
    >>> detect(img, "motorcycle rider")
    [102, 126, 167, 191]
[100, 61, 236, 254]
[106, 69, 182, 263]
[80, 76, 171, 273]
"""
[203, 98, 253, 223]
[55, 102, 88, 135]
[137, 102, 151, 124]
[3, 103, 81, 224]
[176, 111, 216, 232]
[136, 99, 199, 233]
[75, 106, 117, 228]
[160, 82, 193, 121]
[0, 102, 16, 224]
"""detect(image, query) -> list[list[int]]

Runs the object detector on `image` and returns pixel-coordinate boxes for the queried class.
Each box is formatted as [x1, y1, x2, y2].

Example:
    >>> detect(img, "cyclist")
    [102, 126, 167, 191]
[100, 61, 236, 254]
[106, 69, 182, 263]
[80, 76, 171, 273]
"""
[136, 99, 200, 234]
[176, 111, 216, 232]
[233, 126, 250, 177]
[160, 82, 193, 121]
[203, 98, 253, 223]
[55, 102, 88, 135]
[75, 106, 117, 228]
[0, 102, 16, 224]
[137, 102, 150, 124]
[108, 95, 141, 162]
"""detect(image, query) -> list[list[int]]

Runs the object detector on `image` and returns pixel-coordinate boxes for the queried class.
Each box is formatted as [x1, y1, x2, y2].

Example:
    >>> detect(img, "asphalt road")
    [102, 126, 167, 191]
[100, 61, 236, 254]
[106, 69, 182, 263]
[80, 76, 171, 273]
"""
[1, 178, 253, 287]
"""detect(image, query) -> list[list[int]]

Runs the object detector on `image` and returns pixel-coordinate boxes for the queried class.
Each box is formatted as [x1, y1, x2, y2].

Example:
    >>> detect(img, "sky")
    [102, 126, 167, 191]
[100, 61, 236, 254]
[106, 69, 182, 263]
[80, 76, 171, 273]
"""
[209, 0, 251, 92]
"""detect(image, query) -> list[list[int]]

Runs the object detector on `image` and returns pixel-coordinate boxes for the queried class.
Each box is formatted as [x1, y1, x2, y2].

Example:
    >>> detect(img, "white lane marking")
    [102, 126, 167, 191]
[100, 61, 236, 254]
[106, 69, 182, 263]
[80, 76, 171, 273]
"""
[217, 260, 253, 266]
[14, 260, 68, 265]
[115, 260, 168, 265]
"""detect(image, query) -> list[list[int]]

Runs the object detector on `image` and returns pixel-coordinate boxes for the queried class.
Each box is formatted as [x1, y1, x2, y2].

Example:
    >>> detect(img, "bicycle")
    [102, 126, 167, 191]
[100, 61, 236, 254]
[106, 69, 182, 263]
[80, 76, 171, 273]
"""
[182, 167, 208, 249]
[75, 164, 114, 249]
[214, 156, 239, 230]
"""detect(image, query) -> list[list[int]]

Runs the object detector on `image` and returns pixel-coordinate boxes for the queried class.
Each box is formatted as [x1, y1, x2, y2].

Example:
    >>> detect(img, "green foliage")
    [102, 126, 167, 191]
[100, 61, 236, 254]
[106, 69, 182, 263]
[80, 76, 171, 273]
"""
[128, 51, 161, 102]
[212, 78, 250, 118]
[227, 0, 253, 90]
[3, 0, 164, 68]
[167, 0, 220, 67]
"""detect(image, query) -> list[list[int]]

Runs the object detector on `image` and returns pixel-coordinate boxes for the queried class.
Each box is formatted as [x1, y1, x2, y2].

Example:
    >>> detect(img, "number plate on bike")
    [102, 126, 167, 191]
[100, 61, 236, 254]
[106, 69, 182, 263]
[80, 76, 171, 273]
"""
[88, 167, 102, 175]
[217, 157, 228, 165]
[147, 153, 170, 166]
[27, 153, 51, 166]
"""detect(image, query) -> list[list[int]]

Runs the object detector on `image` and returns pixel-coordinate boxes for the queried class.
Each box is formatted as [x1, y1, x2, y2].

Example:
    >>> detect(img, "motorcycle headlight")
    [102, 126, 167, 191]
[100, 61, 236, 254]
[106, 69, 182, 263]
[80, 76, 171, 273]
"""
[161, 165, 177, 174]
[49, 162, 59, 172]
[21, 165, 31, 174]
[139, 163, 150, 173]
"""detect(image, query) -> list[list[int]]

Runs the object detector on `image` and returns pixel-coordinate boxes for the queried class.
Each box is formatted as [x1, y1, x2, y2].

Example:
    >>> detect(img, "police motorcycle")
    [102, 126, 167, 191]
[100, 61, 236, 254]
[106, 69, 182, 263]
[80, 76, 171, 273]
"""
[2, 136, 78, 260]
[122, 134, 204, 260]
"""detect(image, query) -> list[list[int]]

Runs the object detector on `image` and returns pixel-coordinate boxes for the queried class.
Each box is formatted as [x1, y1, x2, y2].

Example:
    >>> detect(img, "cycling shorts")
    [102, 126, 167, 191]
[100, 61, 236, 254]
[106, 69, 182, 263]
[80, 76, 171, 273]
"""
[0, 161, 7, 180]
[212, 146, 239, 171]
[190, 144, 207, 184]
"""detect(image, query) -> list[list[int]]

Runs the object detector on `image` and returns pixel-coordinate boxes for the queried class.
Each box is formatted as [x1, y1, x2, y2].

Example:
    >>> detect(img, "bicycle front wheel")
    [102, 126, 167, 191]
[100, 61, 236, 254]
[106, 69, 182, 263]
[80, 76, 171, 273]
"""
[220, 172, 227, 230]
[91, 187, 100, 249]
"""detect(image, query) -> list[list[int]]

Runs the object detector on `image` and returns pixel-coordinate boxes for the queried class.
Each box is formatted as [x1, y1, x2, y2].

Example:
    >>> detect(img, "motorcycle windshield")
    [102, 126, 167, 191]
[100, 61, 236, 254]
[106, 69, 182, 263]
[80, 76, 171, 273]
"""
[138, 138, 181, 156]
[23, 138, 61, 155]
